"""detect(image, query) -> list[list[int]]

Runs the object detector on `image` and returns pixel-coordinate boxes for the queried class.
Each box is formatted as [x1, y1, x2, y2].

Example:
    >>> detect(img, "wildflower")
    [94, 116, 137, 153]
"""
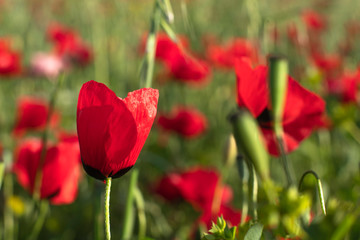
[13, 137, 81, 204]
[0, 39, 21, 76]
[13, 97, 59, 136]
[76, 80, 159, 180]
[157, 106, 207, 138]
[235, 60, 326, 155]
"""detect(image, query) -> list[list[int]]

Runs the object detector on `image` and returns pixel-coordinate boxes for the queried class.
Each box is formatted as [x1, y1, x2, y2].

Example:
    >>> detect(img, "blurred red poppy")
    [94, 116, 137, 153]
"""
[0, 39, 21, 76]
[47, 23, 92, 66]
[13, 137, 81, 204]
[206, 38, 260, 68]
[157, 106, 207, 138]
[142, 33, 210, 84]
[302, 10, 326, 32]
[235, 60, 327, 156]
[327, 70, 360, 103]
[154, 167, 241, 228]
[13, 97, 59, 136]
[76, 80, 159, 180]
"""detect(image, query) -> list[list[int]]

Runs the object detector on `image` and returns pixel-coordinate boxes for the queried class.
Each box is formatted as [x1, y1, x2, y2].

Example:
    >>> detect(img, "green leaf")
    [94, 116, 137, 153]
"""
[244, 223, 263, 240]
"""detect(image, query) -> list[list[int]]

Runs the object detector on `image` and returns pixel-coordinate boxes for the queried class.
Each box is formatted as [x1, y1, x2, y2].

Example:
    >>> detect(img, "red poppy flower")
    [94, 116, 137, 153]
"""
[328, 70, 360, 103]
[143, 33, 210, 84]
[76, 80, 159, 180]
[157, 106, 207, 138]
[0, 39, 21, 76]
[13, 97, 59, 136]
[235, 60, 327, 156]
[206, 38, 260, 69]
[47, 23, 92, 66]
[154, 167, 241, 228]
[302, 10, 327, 32]
[165, 53, 211, 84]
[312, 53, 342, 73]
[13, 137, 81, 204]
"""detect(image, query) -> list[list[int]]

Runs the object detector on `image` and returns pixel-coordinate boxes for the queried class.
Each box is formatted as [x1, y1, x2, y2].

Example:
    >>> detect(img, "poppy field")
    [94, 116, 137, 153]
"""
[1, 0, 360, 239]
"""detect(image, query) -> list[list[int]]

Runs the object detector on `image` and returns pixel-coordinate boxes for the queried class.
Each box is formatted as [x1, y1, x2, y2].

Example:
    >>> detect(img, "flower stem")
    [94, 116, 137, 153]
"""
[236, 155, 249, 225]
[134, 186, 146, 239]
[105, 177, 112, 240]
[140, 1, 161, 89]
[298, 170, 327, 216]
[276, 135, 294, 187]
[33, 74, 65, 201]
[122, 168, 139, 240]
[27, 201, 49, 240]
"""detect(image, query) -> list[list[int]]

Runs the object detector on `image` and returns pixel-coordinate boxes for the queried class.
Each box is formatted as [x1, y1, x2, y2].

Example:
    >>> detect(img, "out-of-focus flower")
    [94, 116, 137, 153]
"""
[141, 33, 210, 84]
[76, 80, 159, 181]
[13, 137, 81, 204]
[235, 60, 327, 156]
[327, 70, 360, 103]
[157, 106, 207, 138]
[0, 39, 21, 76]
[302, 10, 326, 32]
[7, 195, 25, 216]
[154, 167, 241, 228]
[47, 23, 92, 66]
[164, 53, 210, 84]
[30, 52, 65, 79]
[206, 38, 260, 68]
[13, 97, 59, 136]
[312, 53, 342, 73]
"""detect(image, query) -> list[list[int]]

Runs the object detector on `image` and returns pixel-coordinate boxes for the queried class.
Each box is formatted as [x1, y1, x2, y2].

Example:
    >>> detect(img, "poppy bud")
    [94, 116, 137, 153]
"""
[229, 108, 269, 182]
[268, 55, 288, 137]
[223, 134, 237, 169]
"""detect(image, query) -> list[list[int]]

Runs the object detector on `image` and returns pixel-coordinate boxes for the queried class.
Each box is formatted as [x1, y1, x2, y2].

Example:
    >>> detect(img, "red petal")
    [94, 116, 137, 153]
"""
[122, 88, 159, 167]
[77, 80, 138, 177]
[235, 60, 268, 117]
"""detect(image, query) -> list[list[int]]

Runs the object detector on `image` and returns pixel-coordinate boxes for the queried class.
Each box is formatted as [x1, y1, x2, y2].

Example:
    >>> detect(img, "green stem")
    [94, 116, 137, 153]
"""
[33, 74, 65, 201]
[276, 135, 294, 187]
[141, 1, 161, 88]
[105, 177, 112, 240]
[249, 165, 258, 221]
[134, 186, 146, 240]
[122, 169, 139, 240]
[95, 189, 104, 240]
[4, 172, 14, 240]
[27, 201, 49, 240]
[236, 155, 249, 225]
[298, 170, 327, 216]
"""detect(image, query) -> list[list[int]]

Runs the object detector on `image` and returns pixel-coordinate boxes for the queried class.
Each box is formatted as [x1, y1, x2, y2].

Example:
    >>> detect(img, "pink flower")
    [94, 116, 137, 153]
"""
[30, 52, 65, 79]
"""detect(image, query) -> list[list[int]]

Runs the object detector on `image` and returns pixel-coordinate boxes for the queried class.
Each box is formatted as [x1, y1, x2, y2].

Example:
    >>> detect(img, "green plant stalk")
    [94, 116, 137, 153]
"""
[4, 173, 14, 240]
[248, 165, 258, 221]
[105, 178, 112, 240]
[122, 169, 139, 240]
[330, 207, 360, 240]
[141, 1, 161, 88]
[33, 74, 65, 201]
[298, 170, 326, 216]
[95, 190, 104, 240]
[276, 136, 294, 187]
[27, 201, 49, 240]
[134, 186, 146, 240]
[237, 156, 249, 225]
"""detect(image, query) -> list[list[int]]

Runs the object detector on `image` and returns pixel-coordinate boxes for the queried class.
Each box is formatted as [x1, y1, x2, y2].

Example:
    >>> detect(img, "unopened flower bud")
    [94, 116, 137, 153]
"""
[229, 108, 270, 182]
[268, 55, 288, 136]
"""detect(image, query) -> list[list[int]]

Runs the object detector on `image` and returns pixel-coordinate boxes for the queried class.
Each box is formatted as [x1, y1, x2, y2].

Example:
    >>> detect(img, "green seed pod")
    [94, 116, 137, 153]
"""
[223, 134, 237, 169]
[229, 108, 270, 182]
[268, 55, 288, 137]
